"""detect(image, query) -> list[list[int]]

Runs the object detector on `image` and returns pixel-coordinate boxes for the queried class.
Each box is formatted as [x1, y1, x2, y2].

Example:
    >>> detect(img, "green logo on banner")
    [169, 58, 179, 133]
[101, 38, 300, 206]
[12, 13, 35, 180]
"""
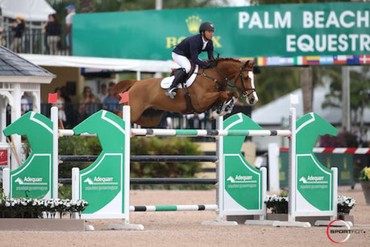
[3, 112, 53, 199]
[73, 110, 126, 215]
[296, 113, 338, 211]
[223, 113, 264, 210]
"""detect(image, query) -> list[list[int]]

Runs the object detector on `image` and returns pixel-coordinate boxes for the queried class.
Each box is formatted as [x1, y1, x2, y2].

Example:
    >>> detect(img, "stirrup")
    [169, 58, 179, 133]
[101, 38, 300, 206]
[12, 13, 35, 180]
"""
[165, 88, 177, 99]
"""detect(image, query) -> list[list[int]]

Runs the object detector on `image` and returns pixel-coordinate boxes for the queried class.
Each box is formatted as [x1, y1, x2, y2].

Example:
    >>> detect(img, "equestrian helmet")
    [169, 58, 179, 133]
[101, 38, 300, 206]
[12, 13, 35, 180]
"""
[199, 22, 215, 33]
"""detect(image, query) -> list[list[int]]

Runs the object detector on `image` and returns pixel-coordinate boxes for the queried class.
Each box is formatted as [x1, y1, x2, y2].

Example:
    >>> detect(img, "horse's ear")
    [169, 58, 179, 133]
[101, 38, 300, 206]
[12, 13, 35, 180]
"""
[244, 60, 254, 70]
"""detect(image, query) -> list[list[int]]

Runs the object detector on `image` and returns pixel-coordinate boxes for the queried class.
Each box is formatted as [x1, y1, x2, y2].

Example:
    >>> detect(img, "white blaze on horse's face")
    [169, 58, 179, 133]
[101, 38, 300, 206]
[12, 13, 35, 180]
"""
[246, 71, 258, 105]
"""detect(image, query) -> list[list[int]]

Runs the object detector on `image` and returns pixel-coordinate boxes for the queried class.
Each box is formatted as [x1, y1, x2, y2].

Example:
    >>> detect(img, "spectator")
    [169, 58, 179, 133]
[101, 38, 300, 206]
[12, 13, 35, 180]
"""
[21, 92, 33, 114]
[79, 86, 100, 122]
[43, 14, 62, 55]
[10, 16, 25, 53]
[103, 86, 120, 113]
[54, 87, 67, 128]
[60, 86, 73, 128]
[97, 83, 108, 102]
[65, 4, 76, 55]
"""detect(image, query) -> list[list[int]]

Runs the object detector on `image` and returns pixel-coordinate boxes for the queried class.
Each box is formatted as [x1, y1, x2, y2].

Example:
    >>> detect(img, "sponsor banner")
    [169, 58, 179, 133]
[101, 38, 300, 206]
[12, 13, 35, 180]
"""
[74, 2, 369, 62]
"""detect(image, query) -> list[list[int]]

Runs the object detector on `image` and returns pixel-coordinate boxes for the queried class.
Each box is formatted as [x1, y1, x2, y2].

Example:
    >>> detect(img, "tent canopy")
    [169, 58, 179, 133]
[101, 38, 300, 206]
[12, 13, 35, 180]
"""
[19, 54, 178, 73]
[0, 0, 55, 22]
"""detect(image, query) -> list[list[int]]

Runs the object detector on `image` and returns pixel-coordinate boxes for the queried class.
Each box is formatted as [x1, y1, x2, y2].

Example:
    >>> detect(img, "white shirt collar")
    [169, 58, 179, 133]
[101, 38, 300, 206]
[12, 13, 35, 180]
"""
[201, 36, 208, 50]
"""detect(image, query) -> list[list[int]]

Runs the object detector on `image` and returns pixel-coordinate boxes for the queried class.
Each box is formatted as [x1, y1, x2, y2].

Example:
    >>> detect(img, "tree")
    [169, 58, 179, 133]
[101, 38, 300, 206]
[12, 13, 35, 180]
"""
[253, 67, 300, 106]
[322, 66, 370, 133]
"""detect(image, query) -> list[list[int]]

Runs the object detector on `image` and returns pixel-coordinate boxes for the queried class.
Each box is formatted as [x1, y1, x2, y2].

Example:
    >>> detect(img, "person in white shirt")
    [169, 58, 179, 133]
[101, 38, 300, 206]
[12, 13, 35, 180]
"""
[65, 4, 76, 55]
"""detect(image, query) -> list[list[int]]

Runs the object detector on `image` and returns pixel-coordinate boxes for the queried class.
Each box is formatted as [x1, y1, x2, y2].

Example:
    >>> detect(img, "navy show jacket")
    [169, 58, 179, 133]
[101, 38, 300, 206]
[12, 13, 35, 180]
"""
[173, 34, 214, 68]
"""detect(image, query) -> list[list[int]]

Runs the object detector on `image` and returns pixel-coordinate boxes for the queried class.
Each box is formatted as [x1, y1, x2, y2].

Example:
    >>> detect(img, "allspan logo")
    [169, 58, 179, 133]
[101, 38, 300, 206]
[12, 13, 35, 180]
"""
[165, 15, 222, 49]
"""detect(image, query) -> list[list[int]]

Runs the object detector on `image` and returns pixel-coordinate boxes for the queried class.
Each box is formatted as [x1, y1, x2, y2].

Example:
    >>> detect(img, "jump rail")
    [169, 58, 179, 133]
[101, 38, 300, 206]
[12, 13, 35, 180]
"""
[59, 155, 218, 162]
[130, 204, 217, 212]
[131, 129, 291, 137]
[59, 178, 217, 185]
[59, 129, 291, 137]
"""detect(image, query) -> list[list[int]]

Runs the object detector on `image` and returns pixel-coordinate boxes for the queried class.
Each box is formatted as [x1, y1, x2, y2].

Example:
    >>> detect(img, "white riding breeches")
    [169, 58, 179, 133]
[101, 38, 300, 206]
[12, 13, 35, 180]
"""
[172, 52, 191, 73]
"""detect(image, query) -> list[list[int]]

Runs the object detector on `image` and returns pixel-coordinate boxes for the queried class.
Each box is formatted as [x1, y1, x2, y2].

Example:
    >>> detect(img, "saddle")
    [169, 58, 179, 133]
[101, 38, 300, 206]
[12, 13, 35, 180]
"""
[170, 64, 196, 83]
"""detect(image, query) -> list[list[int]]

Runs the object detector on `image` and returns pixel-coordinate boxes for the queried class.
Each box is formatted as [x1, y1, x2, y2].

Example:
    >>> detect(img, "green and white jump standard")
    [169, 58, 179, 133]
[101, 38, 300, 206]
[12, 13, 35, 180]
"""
[1, 95, 341, 229]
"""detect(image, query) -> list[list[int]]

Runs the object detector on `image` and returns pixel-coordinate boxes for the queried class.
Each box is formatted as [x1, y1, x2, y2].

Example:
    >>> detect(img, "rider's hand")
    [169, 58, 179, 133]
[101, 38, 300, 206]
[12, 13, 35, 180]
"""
[207, 61, 216, 68]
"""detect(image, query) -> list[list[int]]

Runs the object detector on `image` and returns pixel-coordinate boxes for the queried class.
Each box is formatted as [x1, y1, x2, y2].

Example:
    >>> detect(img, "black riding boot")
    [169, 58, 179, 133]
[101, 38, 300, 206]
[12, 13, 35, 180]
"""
[166, 68, 187, 99]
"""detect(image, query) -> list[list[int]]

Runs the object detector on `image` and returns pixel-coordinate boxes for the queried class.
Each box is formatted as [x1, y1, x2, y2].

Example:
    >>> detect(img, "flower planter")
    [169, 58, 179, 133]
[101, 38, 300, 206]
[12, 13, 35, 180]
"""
[0, 218, 86, 231]
[337, 214, 354, 223]
[360, 181, 370, 205]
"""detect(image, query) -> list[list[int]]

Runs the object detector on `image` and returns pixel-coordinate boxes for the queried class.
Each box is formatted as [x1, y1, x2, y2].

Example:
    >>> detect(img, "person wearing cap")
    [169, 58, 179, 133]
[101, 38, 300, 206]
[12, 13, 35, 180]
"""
[10, 16, 25, 53]
[65, 4, 76, 55]
[166, 22, 216, 99]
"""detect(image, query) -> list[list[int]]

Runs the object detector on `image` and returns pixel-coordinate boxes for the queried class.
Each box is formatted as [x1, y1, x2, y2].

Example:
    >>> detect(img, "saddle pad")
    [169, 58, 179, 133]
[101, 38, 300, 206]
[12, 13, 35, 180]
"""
[160, 65, 199, 89]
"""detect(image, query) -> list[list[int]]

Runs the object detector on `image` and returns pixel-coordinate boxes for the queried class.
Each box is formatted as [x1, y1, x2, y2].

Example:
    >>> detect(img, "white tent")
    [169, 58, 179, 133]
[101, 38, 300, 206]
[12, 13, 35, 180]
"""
[252, 84, 370, 126]
[0, 0, 55, 22]
[19, 54, 178, 73]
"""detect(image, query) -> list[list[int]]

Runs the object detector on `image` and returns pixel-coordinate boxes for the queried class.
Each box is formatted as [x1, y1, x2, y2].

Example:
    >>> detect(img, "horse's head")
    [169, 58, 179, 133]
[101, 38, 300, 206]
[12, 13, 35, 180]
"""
[234, 60, 258, 105]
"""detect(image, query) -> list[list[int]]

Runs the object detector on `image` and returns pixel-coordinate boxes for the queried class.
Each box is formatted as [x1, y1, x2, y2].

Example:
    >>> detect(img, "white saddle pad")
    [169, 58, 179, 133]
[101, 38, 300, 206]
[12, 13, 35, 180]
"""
[160, 65, 199, 89]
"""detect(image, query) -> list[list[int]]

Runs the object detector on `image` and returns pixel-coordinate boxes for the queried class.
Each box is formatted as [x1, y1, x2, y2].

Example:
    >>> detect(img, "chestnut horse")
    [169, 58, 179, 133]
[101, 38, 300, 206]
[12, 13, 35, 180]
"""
[113, 58, 258, 127]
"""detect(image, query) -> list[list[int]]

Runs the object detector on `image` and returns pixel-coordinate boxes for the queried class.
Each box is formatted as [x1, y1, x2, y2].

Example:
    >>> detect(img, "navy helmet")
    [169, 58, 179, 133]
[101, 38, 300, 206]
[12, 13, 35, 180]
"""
[199, 22, 215, 33]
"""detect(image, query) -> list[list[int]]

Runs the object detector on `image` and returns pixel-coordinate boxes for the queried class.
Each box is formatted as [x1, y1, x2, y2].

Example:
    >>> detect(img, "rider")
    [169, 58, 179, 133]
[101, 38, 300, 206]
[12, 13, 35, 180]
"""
[166, 21, 216, 99]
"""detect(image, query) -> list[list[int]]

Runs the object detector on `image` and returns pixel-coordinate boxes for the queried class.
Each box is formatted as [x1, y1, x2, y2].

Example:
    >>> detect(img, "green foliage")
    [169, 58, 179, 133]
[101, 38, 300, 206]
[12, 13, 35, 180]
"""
[359, 167, 370, 182]
[131, 137, 202, 179]
[58, 136, 203, 189]
[58, 184, 72, 199]
[320, 130, 358, 148]
[59, 136, 101, 178]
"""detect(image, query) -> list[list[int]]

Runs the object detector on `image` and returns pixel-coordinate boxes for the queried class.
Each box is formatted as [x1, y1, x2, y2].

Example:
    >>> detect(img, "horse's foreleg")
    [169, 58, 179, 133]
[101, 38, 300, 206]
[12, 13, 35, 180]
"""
[219, 91, 239, 102]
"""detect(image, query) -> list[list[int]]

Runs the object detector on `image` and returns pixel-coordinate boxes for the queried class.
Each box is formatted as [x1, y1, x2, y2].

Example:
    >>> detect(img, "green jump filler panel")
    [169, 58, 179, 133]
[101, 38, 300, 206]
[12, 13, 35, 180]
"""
[73, 110, 127, 219]
[3, 112, 54, 199]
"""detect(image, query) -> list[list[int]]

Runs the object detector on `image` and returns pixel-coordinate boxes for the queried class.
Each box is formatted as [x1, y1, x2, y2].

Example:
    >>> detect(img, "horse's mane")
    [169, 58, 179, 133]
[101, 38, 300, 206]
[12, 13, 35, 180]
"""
[216, 57, 242, 63]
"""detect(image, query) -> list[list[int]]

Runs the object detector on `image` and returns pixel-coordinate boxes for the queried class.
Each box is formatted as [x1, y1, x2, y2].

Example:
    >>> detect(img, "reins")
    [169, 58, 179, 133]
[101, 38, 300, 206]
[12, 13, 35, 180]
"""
[196, 67, 229, 90]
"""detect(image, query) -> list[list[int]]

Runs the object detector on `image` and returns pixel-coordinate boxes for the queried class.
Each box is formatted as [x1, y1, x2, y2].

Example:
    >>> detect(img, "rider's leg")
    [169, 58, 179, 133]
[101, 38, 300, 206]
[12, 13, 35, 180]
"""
[166, 53, 191, 99]
[166, 68, 187, 98]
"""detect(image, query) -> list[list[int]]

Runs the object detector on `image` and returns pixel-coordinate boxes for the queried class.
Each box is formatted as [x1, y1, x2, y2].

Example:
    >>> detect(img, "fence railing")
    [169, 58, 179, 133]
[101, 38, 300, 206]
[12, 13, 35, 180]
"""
[1, 28, 68, 55]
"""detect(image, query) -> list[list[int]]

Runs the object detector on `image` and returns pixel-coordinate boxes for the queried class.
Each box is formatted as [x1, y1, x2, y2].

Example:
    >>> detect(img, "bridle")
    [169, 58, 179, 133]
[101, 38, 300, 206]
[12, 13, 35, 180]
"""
[238, 66, 256, 97]
[196, 60, 256, 96]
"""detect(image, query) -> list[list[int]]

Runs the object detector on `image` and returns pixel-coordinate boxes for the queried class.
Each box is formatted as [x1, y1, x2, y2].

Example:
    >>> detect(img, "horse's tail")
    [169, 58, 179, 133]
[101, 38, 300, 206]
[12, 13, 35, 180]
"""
[113, 79, 136, 97]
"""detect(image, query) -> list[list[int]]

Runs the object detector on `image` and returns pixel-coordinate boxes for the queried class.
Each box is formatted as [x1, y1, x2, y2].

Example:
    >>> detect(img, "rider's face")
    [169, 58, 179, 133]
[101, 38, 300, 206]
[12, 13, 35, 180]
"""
[204, 30, 214, 41]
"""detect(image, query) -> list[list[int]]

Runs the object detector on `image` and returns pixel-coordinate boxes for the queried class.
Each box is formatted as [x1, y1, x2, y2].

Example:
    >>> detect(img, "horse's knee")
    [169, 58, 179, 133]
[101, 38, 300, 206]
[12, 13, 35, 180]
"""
[219, 91, 230, 101]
